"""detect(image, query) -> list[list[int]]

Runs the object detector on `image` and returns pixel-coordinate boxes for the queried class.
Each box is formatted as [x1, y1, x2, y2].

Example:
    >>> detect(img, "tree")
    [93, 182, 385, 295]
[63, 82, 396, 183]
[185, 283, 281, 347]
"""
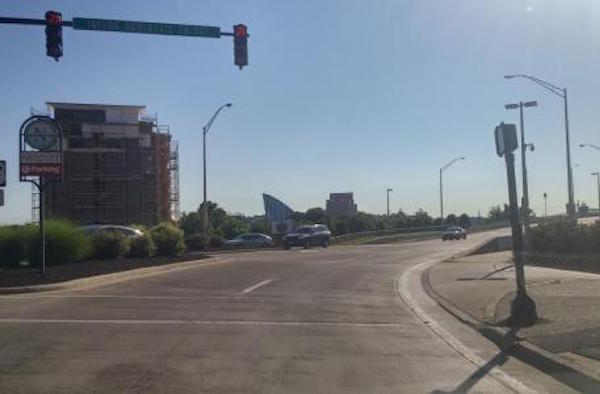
[488, 204, 509, 222]
[446, 214, 457, 226]
[333, 220, 348, 236]
[179, 211, 204, 236]
[219, 216, 249, 239]
[198, 201, 228, 232]
[348, 215, 369, 233]
[305, 207, 328, 224]
[458, 213, 471, 228]
[413, 209, 433, 227]
[250, 217, 269, 234]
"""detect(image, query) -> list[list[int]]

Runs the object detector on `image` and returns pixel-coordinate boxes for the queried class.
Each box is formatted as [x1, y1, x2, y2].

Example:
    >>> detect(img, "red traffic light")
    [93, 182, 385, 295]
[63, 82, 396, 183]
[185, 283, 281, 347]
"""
[45, 11, 62, 25]
[234, 24, 247, 38]
[233, 24, 248, 69]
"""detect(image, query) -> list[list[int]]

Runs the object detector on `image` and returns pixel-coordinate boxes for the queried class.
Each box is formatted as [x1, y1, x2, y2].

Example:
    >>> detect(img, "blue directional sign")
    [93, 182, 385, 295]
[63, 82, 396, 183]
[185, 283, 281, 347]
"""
[72, 17, 221, 38]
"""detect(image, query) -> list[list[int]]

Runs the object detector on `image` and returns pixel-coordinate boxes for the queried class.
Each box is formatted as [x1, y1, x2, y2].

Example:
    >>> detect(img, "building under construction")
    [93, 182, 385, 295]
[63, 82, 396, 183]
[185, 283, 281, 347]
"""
[42, 102, 180, 226]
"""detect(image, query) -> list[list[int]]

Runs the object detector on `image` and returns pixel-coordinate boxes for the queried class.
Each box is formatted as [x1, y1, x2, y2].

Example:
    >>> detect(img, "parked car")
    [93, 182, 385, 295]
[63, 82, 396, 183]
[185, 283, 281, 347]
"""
[78, 225, 144, 238]
[225, 233, 273, 248]
[283, 224, 331, 249]
[442, 226, 467, 241]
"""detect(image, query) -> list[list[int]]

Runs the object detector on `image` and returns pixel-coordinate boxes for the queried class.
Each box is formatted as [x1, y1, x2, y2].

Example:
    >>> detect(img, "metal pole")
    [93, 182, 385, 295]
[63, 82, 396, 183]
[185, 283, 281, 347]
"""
[564, 88, 575, 216]
[544, 193, 547, 217]
[39, 184, 45, 276]
[519, 102, 530, 231]
[202, 129, 208, 234]
[386, 188, 392, 216]
[439, 168, 444, 230]
[593, 173, 600, 218]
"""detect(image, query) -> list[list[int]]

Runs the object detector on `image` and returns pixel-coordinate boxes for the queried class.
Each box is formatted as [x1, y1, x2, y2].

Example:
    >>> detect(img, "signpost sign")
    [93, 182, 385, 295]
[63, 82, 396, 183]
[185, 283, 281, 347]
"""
[0, 189, 3, 206]
[72, 18, 221, 38]
[19, 115, 63, 276]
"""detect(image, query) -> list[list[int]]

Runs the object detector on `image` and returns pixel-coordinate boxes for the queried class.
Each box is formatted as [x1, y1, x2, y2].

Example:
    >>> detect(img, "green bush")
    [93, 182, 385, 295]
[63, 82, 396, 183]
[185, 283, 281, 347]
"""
[28, 220, 90, 266]
[91, 231, 128, 260]
[527, 218, 599, 254]
[0, 225, 32, 269]
[151, 222, 185, 256]
[185, 233, 208, 251]
[209, 235, 225, 248]
[127, 233, 154, 258]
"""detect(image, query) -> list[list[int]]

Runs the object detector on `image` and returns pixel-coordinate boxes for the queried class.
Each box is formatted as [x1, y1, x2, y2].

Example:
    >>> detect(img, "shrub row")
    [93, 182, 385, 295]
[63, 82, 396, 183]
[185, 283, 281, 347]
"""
[184, 233, 225, 251]
[527, 218, 600, 254]
[0, 221, 189, 269]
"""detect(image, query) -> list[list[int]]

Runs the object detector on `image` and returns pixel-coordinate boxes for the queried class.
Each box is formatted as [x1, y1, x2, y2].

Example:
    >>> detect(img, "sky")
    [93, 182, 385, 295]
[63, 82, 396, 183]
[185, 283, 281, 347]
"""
[1, 0, 600, 225]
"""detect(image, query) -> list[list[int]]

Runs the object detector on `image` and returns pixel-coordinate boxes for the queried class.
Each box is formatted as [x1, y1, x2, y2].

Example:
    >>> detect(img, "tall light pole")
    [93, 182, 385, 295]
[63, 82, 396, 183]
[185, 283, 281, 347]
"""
[592, 172, 600, 218]
[440, 157, 465, 230]
[580, 143, 600, 153]
[202, 103, 232, 233]
[386, 188, 393, 216]
[505, 101, 537, 231]
[505, 75, 575, 216]
[543, 192, 548, 217]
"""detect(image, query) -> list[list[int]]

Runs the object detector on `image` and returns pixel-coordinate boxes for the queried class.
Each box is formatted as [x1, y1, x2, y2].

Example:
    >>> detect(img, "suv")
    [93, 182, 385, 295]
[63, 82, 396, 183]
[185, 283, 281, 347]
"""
[283, 224, 331, 249]
[442, 226, 467, 241]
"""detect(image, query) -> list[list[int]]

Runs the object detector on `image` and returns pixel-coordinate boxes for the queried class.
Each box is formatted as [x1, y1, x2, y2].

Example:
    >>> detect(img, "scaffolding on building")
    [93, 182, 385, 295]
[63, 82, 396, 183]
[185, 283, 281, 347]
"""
[169, 140, 180, 221]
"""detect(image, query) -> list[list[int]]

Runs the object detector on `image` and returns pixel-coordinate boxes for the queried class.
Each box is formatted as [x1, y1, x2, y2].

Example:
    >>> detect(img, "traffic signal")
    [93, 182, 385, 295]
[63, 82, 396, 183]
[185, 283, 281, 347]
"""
[45, 11, 63, 61]
[233, 24, 248, 69]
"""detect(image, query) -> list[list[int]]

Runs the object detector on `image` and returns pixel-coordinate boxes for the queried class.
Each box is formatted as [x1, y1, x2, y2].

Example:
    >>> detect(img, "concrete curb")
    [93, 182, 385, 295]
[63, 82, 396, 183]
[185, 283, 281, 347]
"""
[0, 256, 234, 295]
[422, 261, 600, 391]
[396, 258, 536, 393]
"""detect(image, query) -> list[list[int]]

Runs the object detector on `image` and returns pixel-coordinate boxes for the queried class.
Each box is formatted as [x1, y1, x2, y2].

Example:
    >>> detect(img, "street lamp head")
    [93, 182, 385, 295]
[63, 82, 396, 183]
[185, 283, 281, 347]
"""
[505, 103, 519, 110]
[225, 103, 232, 108]
[504, 75, 516, 79]
[459, 157, 466, 160]
[523, 101, 538, 108]
[527, 143, 535, 152]
[580, 144, 587, 148]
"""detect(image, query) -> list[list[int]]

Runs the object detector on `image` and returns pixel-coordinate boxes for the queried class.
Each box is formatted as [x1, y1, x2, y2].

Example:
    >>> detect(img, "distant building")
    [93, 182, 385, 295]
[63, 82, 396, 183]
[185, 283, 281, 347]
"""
[263, 193, 294, 233]
[43, 102, 179, 226]
[326, 192, 357, 217]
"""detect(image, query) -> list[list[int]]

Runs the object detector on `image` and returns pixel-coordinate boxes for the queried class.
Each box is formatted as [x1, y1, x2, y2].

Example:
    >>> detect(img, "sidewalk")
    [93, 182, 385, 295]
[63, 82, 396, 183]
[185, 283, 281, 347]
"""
[425, 250, 600, 388]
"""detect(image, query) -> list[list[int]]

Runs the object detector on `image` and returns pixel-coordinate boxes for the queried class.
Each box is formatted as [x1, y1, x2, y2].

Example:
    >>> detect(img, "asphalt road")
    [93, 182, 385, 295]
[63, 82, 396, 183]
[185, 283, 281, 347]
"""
[0, 231, 513, 393]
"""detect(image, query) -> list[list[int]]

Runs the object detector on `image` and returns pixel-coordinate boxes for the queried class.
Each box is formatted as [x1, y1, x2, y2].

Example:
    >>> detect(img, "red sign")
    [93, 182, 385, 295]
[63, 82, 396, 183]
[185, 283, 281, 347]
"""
[20, 163, 62, 177]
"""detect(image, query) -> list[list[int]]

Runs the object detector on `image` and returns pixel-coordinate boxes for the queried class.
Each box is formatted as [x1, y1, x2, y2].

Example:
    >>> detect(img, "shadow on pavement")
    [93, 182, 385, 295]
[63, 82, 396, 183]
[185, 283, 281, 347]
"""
[430, 328, 516, 394]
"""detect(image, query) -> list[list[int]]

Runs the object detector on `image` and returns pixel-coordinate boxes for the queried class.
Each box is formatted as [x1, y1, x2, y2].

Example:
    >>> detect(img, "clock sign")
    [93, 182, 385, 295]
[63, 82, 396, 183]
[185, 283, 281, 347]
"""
[23, 117, 60, 151]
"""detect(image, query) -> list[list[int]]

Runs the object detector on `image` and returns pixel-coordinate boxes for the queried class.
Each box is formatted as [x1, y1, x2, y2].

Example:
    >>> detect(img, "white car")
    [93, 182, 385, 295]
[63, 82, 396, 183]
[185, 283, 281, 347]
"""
[442, 226, 467, 241]
[225, 233, 273, 248]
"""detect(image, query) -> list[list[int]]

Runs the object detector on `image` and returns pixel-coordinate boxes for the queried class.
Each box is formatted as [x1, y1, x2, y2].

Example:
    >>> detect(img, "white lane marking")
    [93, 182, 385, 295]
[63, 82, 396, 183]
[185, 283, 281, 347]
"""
[0, 318, 403, 328]
[241, 278, 276, 294]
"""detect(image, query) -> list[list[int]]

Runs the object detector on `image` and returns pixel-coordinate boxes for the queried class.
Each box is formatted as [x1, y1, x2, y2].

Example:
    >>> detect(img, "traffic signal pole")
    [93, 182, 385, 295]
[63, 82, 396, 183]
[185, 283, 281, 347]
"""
[0, 15, 248, 68]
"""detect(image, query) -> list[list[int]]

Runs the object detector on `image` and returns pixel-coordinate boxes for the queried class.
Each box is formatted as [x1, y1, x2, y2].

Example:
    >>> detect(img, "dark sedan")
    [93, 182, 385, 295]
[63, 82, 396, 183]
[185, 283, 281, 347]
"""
[283, 224, 331, 249]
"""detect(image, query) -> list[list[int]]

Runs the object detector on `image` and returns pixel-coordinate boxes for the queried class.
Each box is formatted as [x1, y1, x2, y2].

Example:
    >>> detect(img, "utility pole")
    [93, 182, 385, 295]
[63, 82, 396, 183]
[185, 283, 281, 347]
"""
[495, 122, 537, 326]
[440, 157, 465, 230]
[543, 192, 548, 217]
[505, 101, 537, 231]
[386, 188, 393, 216]
[504, 75, 575, 217]
[202, 103, 232, 233]
[592, 172, 600, 218]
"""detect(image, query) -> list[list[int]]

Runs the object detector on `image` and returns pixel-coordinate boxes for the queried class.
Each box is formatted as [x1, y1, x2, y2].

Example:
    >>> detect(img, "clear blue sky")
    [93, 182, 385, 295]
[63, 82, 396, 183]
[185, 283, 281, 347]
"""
[1, 0, 600, 225]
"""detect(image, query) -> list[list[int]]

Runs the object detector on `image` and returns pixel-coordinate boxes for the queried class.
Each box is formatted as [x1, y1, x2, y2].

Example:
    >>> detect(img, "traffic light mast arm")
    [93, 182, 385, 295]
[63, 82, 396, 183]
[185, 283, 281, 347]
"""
[0, 17, 72, 27]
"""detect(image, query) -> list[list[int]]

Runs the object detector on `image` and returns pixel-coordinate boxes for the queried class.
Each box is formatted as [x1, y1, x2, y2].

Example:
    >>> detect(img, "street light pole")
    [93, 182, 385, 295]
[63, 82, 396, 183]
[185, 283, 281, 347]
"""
[440, 157, 465, 230]
[202, 103, 232, 233]
[592, 172, 600, 218]
[505, 101, 537, 232]
[543, 192, 548, 217]
[386, 188, 393, 216]
[504, 75, 575, 216]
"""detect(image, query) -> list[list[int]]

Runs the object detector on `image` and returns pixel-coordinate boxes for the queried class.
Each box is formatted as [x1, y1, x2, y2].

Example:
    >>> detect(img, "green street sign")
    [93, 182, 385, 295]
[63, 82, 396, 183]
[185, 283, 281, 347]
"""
[72, 17, 221, 38]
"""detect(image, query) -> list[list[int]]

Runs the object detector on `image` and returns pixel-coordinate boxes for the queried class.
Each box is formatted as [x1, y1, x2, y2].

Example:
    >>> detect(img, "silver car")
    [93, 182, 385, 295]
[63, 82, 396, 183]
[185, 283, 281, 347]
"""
[225, 233, 273, 248]
[78, 225, 144, 238]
